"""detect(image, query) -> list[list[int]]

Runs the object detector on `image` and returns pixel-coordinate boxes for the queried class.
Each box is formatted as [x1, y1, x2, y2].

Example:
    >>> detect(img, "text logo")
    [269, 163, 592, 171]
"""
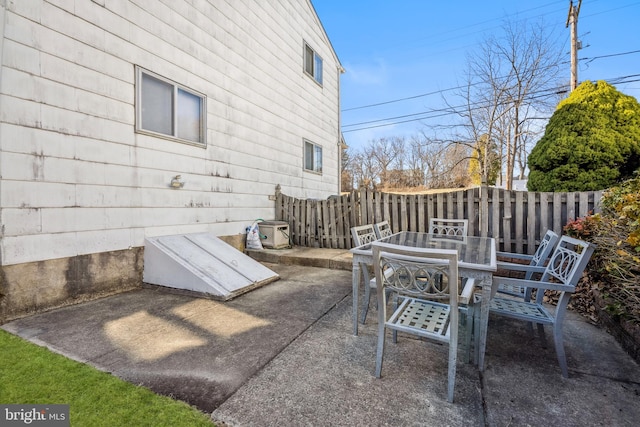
[1, 405, 69, 426]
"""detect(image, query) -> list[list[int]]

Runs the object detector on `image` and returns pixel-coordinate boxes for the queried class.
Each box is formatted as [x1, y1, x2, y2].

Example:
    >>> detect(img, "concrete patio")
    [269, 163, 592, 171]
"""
[2, 247, 639, 426]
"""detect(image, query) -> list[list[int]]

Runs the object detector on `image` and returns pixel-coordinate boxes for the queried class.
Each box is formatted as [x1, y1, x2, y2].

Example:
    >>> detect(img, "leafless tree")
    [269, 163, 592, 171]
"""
[406, 134, 430, 186]
[366, 137, 405, 189]
[448, 18, 563, 189]
[340, 146, 354, 192]
[344, 132, 471, 191]
[407, 132, 471, 189]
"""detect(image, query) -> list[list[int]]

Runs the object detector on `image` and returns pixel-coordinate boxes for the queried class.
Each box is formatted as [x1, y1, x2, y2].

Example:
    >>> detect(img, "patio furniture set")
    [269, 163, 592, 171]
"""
[350, 219, 595, 402]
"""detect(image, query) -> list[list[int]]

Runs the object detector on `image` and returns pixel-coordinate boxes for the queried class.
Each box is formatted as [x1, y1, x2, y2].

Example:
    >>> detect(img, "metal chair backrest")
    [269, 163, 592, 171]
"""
[372, 241, 459, 306]
[428, 218, 468, 243]
[351, 224, 377, 247]
[529, 230, 560, 268]
[374, 220, 393, 239]
[539, 235, 595, 293]
[428, 218, 468, 237]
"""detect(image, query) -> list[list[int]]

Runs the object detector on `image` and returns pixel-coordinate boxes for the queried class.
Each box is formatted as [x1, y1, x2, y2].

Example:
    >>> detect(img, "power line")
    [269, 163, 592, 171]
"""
[342, 73, 640, 133]
[342, 88, 456, 112]
[343, 82, 568, 128]
[582, 49, 640, 64]
[342, 48, 640, 113]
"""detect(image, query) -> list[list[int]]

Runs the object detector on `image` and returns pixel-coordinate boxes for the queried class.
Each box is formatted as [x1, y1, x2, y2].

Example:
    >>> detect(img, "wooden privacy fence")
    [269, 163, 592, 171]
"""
[275, 186, 603, 254]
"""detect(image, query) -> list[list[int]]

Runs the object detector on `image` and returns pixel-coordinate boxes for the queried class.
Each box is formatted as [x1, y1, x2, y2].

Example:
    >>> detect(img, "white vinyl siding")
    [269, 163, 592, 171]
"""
[0, 0, 341, 266]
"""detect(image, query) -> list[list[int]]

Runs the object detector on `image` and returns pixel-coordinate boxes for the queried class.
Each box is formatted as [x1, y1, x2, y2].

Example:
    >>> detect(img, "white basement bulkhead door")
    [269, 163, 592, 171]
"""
[143, 233, 279, 300]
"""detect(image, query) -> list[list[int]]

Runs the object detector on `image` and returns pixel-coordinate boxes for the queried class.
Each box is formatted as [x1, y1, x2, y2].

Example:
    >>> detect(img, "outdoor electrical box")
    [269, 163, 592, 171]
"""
[258, 221, 290, 249]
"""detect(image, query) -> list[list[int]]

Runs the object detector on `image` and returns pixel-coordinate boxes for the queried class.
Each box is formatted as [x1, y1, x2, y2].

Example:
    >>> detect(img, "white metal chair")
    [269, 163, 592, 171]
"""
[429, 218, 468, 242]
[428, 217, 473, 333]
[374, 220, 393, 239]
[351, 224, 377, 247]
[372, 241, 461, 402]
[489, 235, 595, 378]
[351, 224, 379, 323]
[495, 230, 560, 301]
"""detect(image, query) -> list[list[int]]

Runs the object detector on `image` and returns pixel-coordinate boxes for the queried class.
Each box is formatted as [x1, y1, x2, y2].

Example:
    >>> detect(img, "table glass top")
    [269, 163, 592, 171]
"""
[351, 231, 496, 269]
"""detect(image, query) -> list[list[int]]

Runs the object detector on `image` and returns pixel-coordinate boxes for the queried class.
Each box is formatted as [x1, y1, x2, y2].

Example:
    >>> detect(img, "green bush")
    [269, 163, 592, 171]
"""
[528, 81, 640, 191]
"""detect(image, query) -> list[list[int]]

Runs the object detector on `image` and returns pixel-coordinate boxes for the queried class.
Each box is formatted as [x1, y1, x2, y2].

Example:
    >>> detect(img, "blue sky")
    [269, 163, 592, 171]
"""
[312, 1, 640, 152]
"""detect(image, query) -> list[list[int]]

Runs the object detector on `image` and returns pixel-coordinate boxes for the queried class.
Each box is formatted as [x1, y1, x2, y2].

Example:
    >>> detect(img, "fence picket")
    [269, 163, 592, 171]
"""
[515, 191, 524, 254]
[409, 196, 417, 231]
[400, 194, 409, 232]
[553, 192, 563, 235]
[417, 194, 426, 232]
[491, 187, 500, 240]
[504, 189, 513, 252]
[467, 187, 477, 236]
[527, 191, 537, 252]
[456, 190, 465, 221]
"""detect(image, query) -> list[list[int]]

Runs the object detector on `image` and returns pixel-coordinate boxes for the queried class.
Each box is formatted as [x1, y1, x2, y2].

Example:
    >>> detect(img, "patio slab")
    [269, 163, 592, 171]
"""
[2, 263, 350, 412]
[2, 247, 640, 426]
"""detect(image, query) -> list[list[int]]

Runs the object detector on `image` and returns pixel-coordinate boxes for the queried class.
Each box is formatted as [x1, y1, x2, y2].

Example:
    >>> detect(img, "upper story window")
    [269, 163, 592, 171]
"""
[135, 66, 207, 146]
[304, 140, 323, 173]
[304, 42, 323, 85]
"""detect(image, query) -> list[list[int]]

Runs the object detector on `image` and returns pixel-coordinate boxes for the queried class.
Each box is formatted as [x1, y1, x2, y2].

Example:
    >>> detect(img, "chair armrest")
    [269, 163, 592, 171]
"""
[495, 262, 545, 274]
[496, 251, 534, 262]
[370, 266, 396, 288]
[492, 276, 575, 294]
[459, 278, 476, 305]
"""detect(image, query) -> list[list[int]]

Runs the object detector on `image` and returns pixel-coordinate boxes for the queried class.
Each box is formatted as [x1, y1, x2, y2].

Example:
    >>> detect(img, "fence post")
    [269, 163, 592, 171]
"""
[275, 184, 282, 220]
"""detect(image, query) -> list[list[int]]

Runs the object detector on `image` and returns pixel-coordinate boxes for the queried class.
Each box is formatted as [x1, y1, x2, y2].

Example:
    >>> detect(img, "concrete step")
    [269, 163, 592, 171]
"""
[246, 247, 353, 271]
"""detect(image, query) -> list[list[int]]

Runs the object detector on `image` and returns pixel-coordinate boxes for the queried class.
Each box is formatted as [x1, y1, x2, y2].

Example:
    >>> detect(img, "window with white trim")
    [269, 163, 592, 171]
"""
[304, 140, 323, 173]
[304, 42, 323, 85]
[135, 67, 206, 146]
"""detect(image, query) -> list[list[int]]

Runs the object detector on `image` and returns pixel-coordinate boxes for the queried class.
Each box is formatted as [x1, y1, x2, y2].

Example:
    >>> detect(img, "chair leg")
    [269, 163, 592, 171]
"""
[459, 307, 473, 364]
[553, 324, 569, 378]
[525, 321, 535, 336]
[375, 324, 386, 378]
[447, 319, 458, 403]
[392, 294, 400, 343]
[360, 264, 371, 324]
[536, 323, 548, 348]
[554, 293, 571, 378]
[472, 295, 481, 365]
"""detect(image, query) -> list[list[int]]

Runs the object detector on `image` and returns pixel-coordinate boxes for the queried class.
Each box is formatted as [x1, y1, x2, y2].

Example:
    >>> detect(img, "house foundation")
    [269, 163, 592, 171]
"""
[0, 235, 247, 324]
[0, 248, 144, 324]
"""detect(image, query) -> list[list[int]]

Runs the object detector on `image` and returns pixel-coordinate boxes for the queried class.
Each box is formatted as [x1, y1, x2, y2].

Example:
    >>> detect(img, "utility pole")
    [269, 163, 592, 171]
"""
[566, 0, 582, 92]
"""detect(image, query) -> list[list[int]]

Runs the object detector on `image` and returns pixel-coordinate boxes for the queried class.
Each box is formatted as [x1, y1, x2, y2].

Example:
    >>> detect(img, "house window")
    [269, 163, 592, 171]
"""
[135, 67, 206, 145]
[304, 140, 322, 173]
[304, 43, 323, 85]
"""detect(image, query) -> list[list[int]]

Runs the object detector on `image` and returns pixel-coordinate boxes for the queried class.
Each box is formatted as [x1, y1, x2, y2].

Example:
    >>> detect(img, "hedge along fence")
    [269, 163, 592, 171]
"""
[274, 186, 604, 254]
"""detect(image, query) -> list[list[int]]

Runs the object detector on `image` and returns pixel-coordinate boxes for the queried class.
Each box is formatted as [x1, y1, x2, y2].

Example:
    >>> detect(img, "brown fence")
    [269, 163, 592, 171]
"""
[275, 186, 603, 254]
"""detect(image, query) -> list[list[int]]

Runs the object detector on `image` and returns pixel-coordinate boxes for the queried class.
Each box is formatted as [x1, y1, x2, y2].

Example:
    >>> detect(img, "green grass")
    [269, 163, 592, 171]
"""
[0, 329, 214, 426]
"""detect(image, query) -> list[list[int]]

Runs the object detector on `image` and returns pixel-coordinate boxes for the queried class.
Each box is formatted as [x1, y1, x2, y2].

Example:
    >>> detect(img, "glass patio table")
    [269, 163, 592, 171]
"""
[350, 231, 497, 370]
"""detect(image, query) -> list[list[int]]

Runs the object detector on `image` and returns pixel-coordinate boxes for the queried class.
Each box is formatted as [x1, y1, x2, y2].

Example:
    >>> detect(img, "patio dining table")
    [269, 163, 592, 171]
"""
[350, 231, 497, 371]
